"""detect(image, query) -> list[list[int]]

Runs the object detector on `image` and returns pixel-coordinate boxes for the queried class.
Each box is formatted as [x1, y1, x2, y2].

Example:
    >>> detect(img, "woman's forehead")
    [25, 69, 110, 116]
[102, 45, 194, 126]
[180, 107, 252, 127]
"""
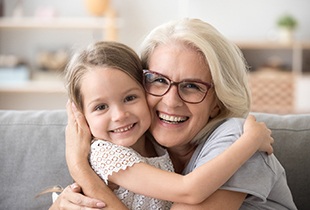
[149, 44, 211, 81]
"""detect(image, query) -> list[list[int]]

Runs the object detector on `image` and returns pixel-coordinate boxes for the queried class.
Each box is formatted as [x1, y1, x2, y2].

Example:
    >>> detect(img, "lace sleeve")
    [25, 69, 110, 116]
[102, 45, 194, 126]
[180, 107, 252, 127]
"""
[89, 140, 144, 183]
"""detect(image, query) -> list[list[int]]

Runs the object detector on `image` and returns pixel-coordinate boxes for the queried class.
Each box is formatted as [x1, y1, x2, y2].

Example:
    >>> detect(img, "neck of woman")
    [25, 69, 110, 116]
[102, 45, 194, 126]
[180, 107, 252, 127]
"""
[131, 134, 157, 158]
[167, 144, 197, 174]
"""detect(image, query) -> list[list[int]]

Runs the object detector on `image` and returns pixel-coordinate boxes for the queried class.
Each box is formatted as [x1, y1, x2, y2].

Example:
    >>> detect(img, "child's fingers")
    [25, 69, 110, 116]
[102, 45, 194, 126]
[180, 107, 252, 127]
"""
[66, 100, 76, 126]
[70, 102, 88, 130]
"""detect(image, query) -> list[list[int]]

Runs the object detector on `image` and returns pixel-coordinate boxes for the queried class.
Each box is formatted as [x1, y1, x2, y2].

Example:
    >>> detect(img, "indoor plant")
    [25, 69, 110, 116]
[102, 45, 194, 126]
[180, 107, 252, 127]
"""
[276, 14, 298, 43]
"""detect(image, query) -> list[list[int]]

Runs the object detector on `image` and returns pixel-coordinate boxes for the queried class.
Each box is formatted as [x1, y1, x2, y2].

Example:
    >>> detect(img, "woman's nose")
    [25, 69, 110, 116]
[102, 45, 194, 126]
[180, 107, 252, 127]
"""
[161, 85, 183, 107]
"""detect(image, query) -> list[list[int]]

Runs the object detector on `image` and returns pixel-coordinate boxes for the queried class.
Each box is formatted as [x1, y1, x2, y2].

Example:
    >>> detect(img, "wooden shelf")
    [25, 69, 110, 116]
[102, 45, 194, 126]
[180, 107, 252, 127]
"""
[0, 15, 120, 94]
[234, 40, 310, 74]
[235, 41, 310, 50]
[0, 17, 113, 29]
[0, 81, 65, 93]
[0, 16, 119, 40]
[0, 71, 65, 93]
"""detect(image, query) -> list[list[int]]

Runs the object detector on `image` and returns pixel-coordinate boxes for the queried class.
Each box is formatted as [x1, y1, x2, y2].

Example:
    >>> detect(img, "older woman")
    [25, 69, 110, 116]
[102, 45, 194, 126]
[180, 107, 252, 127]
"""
[51, 18, 296, 210]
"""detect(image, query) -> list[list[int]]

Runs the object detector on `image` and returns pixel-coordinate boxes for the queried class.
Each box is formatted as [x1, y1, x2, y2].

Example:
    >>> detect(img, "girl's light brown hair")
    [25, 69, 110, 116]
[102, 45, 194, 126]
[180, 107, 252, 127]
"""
[65, 41, 143, 111]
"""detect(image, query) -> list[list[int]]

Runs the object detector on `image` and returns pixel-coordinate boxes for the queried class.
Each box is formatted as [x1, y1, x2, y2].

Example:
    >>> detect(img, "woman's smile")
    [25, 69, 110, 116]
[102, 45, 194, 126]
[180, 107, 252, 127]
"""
[158, 111, 188, 124]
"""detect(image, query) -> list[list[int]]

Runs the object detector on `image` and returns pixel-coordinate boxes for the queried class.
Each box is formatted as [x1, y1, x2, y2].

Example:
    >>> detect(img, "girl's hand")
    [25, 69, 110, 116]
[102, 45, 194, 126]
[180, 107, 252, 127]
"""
[50, 183, 106, 210]
[243, 115, 274, 155]
[65, 101, 92, 176]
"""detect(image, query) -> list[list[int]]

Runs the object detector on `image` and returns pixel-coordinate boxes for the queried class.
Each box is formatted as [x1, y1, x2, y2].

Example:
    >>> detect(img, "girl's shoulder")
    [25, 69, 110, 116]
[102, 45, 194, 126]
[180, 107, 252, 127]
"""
[90, 140, 145, 181]
[90, 139, 143, 161]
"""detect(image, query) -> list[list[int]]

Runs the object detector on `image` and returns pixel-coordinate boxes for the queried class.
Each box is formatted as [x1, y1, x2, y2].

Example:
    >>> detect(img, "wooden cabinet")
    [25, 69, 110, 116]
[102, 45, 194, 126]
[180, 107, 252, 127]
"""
[235, 41, 310, 114]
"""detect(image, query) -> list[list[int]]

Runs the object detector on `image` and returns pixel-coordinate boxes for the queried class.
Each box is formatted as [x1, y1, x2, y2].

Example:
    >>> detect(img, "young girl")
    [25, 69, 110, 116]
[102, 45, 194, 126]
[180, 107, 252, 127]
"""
[63, 41, 273, 209]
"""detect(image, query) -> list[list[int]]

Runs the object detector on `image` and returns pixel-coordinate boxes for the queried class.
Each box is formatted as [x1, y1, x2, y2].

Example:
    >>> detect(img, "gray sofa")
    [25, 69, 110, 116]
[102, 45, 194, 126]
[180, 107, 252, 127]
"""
[0, 110, 309, 210]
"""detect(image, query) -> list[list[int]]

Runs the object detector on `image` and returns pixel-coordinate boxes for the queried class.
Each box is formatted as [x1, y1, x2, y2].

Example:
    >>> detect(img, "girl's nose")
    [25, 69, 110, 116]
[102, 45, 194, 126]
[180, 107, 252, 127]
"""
[111, 106, 128, 122]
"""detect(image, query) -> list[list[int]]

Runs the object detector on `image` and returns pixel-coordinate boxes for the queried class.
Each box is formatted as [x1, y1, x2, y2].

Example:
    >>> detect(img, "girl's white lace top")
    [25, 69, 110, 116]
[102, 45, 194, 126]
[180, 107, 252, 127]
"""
[90, 139, 174, 210]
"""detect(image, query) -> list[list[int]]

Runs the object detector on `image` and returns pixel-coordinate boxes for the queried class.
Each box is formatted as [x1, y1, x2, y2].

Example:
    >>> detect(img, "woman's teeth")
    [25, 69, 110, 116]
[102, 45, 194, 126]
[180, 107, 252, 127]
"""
[158, 113, 187, 124]
[113, 124, 134, 133]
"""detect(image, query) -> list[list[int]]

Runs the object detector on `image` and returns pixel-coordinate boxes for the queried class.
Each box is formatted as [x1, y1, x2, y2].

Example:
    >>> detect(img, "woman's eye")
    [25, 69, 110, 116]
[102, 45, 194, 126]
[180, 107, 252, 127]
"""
[182, 82, 206, 92]
[184, 83, 199, 89]
[95, 104, 108, 111]
[124, 95, 137, 102]
[154, 77, 169, 84]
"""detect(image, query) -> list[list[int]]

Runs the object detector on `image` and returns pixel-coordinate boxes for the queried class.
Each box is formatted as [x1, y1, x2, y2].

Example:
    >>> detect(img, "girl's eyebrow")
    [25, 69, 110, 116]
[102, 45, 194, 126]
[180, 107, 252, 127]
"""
[86, 97, 105, 109]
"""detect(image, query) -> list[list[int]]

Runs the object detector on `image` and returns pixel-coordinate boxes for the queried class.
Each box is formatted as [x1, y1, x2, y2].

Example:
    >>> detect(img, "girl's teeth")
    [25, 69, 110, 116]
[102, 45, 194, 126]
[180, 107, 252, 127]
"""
[113, 124, 133, 133]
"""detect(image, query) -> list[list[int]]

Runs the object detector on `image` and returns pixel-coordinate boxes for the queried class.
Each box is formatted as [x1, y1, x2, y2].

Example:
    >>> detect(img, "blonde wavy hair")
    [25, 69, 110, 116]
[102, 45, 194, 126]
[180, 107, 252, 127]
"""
[140, 18, 251, 144]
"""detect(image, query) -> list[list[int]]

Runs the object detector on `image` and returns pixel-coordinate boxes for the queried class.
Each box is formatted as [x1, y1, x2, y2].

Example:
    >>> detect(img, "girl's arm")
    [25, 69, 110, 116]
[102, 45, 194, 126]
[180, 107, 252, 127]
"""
[65, 102, 128, 210]
[105, 115, 274, 204]
[170, 189, 247, 210]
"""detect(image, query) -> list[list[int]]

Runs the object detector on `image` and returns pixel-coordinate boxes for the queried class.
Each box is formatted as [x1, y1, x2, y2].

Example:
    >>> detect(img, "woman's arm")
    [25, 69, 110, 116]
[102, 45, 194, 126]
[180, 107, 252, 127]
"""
[95, 115, 273, 204]
[65, 102, 128, 210]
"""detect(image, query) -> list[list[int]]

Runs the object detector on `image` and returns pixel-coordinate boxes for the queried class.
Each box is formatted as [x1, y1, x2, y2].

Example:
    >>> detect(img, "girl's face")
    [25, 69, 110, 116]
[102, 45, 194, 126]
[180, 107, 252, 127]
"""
[146, 44, 219, 149]
[81, 67, 151, 148]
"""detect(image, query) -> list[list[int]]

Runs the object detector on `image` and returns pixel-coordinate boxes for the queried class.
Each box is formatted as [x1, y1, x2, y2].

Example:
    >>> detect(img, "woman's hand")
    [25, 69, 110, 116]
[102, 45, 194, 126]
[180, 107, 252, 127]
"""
[243, 115, 274, 155]
[50, 183, 106, 210]
[65, 101, 92, 176]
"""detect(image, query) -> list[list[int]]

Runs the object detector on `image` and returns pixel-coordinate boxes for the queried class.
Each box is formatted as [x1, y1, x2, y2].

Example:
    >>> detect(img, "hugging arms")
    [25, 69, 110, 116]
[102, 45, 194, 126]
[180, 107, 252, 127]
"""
[51, 18, 296, 210]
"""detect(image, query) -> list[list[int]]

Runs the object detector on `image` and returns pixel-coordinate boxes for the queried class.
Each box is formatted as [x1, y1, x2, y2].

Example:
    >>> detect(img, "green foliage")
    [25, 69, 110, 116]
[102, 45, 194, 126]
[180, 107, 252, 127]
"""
[277, 14, 298, 30]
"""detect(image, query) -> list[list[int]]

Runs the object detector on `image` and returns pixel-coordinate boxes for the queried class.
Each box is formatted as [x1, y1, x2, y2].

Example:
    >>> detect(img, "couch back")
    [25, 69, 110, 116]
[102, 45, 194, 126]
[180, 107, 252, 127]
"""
[253, 112, 310, 210]
[0, 110, 309, 209]
[0, 110, 71, 210]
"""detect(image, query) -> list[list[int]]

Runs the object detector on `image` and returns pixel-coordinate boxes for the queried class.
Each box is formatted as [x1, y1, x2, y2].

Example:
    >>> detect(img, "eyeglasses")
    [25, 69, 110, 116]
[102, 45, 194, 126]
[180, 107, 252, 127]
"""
[143, 70, 213, 104]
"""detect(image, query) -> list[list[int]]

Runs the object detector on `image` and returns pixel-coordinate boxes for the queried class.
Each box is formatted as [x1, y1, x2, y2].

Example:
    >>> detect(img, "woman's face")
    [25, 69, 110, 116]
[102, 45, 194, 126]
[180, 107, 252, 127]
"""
[147, 43, 219, 149]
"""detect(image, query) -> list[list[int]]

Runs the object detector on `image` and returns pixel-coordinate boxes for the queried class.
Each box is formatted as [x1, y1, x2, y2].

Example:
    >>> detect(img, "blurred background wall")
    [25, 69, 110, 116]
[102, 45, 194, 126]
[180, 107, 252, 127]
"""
[0, 0, 309, 112]
[1, 0, 309, 53]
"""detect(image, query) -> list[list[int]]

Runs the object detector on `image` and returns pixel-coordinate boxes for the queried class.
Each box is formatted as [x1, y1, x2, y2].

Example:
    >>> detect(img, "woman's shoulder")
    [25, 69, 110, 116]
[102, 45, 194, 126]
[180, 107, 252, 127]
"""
[210, 117, 245, 138]
[220, 117, 245, 127]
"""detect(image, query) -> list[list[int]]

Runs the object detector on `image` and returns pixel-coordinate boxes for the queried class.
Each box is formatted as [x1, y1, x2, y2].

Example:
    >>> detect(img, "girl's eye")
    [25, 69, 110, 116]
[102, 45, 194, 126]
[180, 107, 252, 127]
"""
[124, 95, 137, 102]
[95, 104, 108, 111]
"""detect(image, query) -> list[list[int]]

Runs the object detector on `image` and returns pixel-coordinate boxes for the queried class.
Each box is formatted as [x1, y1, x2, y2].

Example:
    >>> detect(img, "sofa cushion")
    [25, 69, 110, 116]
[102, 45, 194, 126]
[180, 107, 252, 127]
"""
[0, 110, 309, 209]
[254, 112, 310, 210]
[0, 110, 72, 210]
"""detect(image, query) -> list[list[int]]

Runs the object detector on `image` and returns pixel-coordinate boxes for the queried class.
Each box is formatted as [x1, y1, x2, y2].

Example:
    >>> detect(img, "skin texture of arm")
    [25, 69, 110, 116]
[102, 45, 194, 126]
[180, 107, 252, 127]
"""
[67, 101, 273, 205]
[170, 189, 247, 210]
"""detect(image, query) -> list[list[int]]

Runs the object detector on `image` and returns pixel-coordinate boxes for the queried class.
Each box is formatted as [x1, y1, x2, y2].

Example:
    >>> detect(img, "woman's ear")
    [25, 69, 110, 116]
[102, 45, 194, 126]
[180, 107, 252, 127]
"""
[210, 96, 221, 119]
[210, 104, 220, 119]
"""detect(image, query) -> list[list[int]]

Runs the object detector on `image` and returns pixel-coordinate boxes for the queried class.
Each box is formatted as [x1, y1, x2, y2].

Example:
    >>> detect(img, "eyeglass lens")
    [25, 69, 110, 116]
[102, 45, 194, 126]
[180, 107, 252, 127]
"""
[143, 71, 211, 103]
